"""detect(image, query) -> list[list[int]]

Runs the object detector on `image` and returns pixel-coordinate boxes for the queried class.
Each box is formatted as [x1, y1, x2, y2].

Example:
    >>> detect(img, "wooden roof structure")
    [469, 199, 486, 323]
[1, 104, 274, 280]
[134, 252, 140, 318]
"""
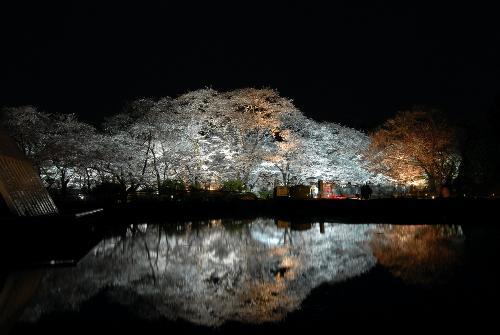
[0, 130, 58, 216]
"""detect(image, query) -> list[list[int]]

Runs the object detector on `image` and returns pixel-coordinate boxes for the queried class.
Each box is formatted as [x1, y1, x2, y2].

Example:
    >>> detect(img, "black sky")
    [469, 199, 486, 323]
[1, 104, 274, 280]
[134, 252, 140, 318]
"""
[1, 2, 500, 130]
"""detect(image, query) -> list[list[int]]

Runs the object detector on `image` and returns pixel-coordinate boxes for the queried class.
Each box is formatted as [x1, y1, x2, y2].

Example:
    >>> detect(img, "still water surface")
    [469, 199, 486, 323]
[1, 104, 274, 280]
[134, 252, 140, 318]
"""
[20, 219, 465, 326]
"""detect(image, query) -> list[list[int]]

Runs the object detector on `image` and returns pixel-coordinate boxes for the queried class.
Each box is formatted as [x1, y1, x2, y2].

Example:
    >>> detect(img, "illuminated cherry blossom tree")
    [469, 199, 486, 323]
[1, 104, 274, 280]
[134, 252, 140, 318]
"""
[1, 107, 96, 193]
[1, 89, 392, 194]
[367, 110, 461, 192]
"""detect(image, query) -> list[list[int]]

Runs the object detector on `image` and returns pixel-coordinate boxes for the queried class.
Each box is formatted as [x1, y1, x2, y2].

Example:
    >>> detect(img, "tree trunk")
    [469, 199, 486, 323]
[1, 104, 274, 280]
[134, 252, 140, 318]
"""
[60, 170, 69, 196]
[141, 132, 152, 176]
[85, 168, 92, 191]
[151, 146, 162, 191]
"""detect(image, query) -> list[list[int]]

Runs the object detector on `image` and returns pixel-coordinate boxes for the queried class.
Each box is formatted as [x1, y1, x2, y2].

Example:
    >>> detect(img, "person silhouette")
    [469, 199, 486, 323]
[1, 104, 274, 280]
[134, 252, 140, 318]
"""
[361, 183, 373, 200]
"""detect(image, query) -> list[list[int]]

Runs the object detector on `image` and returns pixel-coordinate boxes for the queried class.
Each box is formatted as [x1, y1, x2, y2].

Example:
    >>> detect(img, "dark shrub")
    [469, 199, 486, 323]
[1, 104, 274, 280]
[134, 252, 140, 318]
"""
[159, 179, 185, 194]
[221, 180, 246, 192]
[91, 182, 126, 202]
[92, 182, 125, 195]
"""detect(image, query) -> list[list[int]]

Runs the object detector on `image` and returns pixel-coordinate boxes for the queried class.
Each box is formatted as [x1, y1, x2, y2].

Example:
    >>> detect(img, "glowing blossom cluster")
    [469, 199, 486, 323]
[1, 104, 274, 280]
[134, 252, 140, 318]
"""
[1, 88, 388, 193]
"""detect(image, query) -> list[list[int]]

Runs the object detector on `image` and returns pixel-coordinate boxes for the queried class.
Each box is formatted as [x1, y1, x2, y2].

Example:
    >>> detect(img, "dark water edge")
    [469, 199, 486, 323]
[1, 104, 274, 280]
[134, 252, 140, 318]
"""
[54, 197, 500, 224]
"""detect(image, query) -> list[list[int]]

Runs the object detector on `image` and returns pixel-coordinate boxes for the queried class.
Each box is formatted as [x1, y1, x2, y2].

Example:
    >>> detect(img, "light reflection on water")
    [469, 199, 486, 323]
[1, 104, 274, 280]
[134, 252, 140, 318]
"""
[371, 225, 464, 284]
[21, 219, 464, 326]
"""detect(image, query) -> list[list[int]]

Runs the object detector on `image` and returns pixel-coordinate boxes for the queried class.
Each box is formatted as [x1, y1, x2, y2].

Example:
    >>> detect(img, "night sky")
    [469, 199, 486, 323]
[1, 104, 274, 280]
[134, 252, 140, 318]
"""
[1, 2, 500, 130]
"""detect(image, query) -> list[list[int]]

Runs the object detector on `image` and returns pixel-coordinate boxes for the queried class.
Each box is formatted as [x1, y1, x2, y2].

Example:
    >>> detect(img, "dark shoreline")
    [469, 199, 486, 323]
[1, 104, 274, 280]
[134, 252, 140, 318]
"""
[53, 197, 499, 225]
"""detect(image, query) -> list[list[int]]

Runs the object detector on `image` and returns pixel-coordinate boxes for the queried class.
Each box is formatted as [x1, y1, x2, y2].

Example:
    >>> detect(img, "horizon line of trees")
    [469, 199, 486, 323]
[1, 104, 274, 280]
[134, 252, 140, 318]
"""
[2, 87, 494, 198]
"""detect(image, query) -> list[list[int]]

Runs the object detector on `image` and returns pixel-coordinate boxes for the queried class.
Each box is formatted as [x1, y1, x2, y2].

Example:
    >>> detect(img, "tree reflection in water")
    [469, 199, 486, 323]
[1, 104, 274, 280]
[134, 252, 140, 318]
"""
[371, 225, 464, 284]
[21, 220, 464, 326]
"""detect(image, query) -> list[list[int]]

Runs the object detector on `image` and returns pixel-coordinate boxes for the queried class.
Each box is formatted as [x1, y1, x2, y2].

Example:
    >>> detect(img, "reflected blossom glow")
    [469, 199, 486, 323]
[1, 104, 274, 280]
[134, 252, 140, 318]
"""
[22, 219, 464, 326]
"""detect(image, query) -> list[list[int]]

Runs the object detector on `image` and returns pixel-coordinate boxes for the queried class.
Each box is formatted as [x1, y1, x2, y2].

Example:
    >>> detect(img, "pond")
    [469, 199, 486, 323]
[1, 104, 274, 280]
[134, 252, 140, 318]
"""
[5, 219, 499, 333]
